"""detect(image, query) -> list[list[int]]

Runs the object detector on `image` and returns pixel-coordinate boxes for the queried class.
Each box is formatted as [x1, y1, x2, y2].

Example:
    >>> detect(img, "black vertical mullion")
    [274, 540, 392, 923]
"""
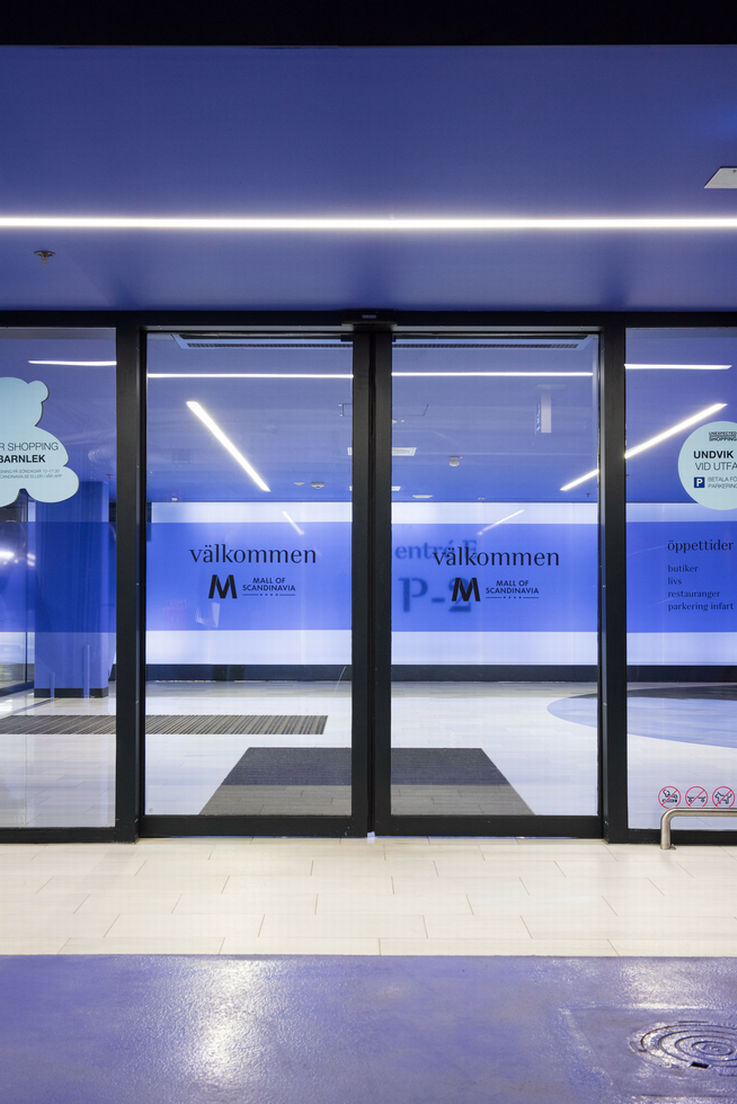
[372, 330, 393, 831]
[351, 333, 371, 832]
[599, 319, 628, 842]
[114, 321, 145, 841]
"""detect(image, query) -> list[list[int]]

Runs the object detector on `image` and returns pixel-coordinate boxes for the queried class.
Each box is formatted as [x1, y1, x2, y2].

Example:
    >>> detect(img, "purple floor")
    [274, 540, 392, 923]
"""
[2, 956, 737, 1102]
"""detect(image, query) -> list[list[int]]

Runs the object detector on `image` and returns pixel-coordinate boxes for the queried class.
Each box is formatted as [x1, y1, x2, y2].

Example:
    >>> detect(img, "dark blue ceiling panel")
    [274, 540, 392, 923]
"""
[0, 46, 736, 309]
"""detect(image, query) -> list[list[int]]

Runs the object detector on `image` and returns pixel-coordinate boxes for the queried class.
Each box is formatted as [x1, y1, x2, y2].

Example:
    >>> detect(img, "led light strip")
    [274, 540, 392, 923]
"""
[186, 400, 270, 492]
[560, 402, 727, 491]
[6, 215, 737, 231]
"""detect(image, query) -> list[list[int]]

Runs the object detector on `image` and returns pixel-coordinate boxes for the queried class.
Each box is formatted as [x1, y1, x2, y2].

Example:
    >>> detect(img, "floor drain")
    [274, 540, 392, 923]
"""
[635, 1022, 737, 1075]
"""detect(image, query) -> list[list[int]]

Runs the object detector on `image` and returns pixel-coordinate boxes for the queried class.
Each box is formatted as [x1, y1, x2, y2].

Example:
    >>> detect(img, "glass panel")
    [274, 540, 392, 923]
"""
[626, 328, 737, 830]
[390, 335, 599, 817]
[145, 334, 352, 817]
[0, 328, 117, 827]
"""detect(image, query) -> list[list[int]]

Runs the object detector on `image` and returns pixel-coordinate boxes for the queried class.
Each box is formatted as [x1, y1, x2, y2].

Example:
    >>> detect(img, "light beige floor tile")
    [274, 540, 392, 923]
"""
[174, 891, 317, 915]
[603, 893, 737, 918]
[107, 911, 264, 939]
[611, 938, 737, 955]
[74, 893, 182, 916]
[520, 875, 665, 896]
[221, 936, 381, 954]
[522, 913, 737, 940]
[393, 875, 526, 895]
[424, 914, 531, 940]
[60, 937, 224, 954]
[316, 893, 472, 916]
[0, 911, 120, 939]
[313, 858, 437, 878]
[0, 939, 68, 954]
[468, 894, 615, 918]
[223, 873, 394, 894]
[555, 858, 682, 878]
[260, 912, 426, 939]
[379, 938, 617, 956]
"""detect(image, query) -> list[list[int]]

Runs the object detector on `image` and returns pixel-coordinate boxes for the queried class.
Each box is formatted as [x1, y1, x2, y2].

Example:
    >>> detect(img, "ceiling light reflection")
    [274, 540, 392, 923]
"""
[560, 402, 727, 491]
[186, 400, 270, 492]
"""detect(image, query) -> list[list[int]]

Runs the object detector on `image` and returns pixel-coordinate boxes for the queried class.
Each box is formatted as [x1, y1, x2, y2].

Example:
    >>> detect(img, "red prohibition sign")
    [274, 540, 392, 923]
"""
[712, 786, 736, 808]
[685, 785, 708, 808]
[658, 786, 681, 808]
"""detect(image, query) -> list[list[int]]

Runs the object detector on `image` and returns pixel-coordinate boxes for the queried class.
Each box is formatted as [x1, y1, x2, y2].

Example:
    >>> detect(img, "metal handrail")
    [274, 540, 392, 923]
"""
[660, 806, 737, 849]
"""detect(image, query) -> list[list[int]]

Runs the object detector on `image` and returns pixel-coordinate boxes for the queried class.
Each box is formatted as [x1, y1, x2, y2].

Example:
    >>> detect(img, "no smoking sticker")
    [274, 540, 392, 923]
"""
[658, 786, 681, 808]
[712, 786, 736, 808]
[685, 785, 708, 808]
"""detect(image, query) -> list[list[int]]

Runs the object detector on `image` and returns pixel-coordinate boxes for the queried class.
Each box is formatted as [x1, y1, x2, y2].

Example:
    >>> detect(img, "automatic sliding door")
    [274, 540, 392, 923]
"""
[388, 335, 600, 823]
[144, 335, 353, 823]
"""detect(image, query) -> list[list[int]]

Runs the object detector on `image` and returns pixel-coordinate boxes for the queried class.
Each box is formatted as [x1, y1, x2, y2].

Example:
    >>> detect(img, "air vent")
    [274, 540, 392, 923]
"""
[173, 334, 344, 350]
[396, 342, 583, 350]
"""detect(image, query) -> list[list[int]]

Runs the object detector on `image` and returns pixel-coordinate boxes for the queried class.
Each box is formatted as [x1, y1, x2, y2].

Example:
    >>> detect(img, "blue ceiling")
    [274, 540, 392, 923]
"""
[1, 45, 737, 312]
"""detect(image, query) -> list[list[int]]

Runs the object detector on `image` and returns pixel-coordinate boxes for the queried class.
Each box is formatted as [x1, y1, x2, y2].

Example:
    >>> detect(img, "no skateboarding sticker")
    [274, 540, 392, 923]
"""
[712, 786, 736, 808]
[685, 786, 708, 808]
[658, 786, 681, 808]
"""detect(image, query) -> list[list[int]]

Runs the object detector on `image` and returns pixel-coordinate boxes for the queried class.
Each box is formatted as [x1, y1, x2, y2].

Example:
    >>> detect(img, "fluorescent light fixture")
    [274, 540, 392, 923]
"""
[28, 360, 116, 367]
[625, 363, 731, 371]
[412, 493, 433, 499]
[149, 373, 352, 379]
[5, 215, 737, 231]
[186, 400, 270, 492]
[560, 401, 727, 491]
[392, 371, 592, 378]
[392, 486, 402, 492]
[281, 510, 304, 535]
[477, 509, 525, 535]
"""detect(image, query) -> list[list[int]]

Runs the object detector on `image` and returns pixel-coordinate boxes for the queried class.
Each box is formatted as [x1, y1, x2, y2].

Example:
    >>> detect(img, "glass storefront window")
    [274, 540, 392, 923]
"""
[0, 329, 117, 827]
[626, 328, 737, 830]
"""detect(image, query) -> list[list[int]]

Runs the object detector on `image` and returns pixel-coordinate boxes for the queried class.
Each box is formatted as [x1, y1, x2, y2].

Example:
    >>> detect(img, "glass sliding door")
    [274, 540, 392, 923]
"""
[0, 328, 117, 827]
[626, 327, 737, 832]
[388, 335, 600, 823]
[144, 334, 353, 823]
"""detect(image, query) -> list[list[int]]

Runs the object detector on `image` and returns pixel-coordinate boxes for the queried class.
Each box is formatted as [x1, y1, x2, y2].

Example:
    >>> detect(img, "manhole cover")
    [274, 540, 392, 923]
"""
[635, 1022, 737, 1075]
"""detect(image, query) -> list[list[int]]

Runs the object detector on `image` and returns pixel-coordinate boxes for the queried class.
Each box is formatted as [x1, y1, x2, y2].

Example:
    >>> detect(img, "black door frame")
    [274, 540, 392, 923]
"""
[1, 308, 736, 845]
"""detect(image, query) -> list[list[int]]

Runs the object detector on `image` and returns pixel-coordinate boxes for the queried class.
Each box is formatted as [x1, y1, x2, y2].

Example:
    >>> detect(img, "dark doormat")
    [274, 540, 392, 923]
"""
[199, 747, 533, 816]
[0, 714, 327, 736]
[215, 747, 510, 787]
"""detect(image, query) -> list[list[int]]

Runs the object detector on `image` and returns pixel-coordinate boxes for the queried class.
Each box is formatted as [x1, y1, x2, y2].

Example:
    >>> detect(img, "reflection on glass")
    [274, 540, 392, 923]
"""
[0, 329, 117, 827]
[626, 328, 737, 830]
[390, 336, 600, 816]
[144, 334, 352, 817]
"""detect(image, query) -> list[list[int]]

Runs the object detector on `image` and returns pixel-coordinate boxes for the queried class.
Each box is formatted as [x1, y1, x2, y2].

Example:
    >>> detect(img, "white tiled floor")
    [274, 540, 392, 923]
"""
[2, 836, 737, 956]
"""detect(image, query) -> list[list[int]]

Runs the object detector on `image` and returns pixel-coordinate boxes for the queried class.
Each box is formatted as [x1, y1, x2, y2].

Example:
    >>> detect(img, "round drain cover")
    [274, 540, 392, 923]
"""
[638, 1022, 737, 1074]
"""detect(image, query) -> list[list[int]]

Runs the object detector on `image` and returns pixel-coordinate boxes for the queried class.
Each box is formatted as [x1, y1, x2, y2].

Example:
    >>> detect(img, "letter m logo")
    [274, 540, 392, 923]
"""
[451, 577, 480, 602]
[208, 574, 237, 599]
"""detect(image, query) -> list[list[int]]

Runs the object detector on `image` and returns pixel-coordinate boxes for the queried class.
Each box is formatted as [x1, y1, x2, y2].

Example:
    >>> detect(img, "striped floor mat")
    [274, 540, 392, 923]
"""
[0, 714, 327, 736]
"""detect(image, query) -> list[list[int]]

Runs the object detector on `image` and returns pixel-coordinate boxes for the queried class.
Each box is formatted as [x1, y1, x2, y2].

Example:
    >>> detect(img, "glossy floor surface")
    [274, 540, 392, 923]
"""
[3, 837, 737, 956]
[3, 954, 737, 1103]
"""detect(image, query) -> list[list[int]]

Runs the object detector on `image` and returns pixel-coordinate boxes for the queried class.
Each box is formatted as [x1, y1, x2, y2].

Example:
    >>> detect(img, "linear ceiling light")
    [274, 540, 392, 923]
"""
[393, 371, 592, 378]
[625, 363, 731, 371]
[186, 400, 270, 492]
[28, 360, 116, 367]
[5, 216, 737, 231]
[281, 510, 304, 535]
[149, 373, 352, 379]
[560, 401, 727, 491]
[478, 509, 525, 535]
